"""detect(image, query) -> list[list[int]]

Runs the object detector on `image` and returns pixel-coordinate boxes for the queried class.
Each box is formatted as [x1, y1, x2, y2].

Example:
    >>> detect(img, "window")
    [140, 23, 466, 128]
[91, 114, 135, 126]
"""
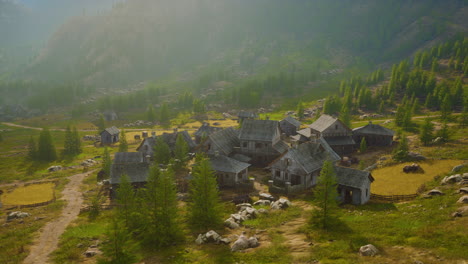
[275, 170, 281, 178]
[335, 125, 338, 130]
[225, 174, 229, 179]
[243, 142, 248, 148]
[255, 143, 262, 149]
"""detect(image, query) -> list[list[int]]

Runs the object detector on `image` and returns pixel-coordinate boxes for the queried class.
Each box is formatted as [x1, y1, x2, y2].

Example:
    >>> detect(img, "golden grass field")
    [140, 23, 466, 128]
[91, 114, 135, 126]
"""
[1, 183, 55, 205]
[371, 159, 461, 195]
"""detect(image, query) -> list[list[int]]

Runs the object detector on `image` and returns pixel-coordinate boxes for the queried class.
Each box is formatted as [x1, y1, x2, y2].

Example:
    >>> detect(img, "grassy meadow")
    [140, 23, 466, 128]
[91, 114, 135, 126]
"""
[1, 182, 55, 205]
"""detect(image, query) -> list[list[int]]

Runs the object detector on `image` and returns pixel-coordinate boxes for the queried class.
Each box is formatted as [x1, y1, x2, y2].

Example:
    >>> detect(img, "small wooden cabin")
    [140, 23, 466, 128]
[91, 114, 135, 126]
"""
[100, 126, 120, 145]
[280, 116, 301, 136]
[352, 121, 395, 146]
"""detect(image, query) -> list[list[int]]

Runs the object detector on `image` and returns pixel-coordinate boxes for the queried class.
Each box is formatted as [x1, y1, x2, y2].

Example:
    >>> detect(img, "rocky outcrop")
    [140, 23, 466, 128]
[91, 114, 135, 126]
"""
[359, 244, 379, 256]
[270, 198, 292, 210]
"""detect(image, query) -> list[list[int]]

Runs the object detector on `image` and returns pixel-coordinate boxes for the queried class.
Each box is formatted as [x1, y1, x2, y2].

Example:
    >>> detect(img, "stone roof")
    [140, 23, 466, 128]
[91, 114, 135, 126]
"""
[102, 126, 120, 135]
[281, 116, 301, 128]
[239, 119, 279, 142]
[238, 111, 258, 119]
[353, 122, 395, 136]
[309, 115, 337, 132]
[334, 166, 374, 190]
[194, 123, 221, 137]
[209, 155, 250, 173]
[271, 139, 340, 175]
[110, 152, 149, 184]
[208, 127, 239, 156]
[324, 136, 356, 146]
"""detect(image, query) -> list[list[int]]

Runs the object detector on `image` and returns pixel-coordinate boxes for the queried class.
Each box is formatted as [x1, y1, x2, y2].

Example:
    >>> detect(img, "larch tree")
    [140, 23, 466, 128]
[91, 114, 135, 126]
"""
[72, 127, 82, 155]
[393, 134, 409, 161]
[28, 136, 37, 160]
[359, 137, 367, 153]
[340, 105, 351, 128]
[97, 114, 106, 132]
[116, 174, 135, 229]
[312, 159, 338, 230]
[153, 136, 171, 165]
[101, 218, 135, 264]
[102, 147, 112, 177]
[419, 118, 434, 146]
[37, 128, 57, 162]
[440, 94, 452, 121]
[119, 130, 128, 152]
[296, 101, 305, 120]
[188, 154, 223, 230]
[174, 133, 189, 170]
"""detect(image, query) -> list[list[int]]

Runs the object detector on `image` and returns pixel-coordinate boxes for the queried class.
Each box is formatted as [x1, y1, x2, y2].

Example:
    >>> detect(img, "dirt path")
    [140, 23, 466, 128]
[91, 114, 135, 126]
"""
[23, 171, 93, 264]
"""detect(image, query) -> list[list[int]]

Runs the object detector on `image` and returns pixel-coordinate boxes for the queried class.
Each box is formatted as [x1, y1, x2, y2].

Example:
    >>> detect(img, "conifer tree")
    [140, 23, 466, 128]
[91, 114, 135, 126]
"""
[393, 134, 409, 161]
[340, 105, 351, 128]
[101, 218, 135, 264]
[153, 136, 171, 165]
[37, 128, 57, 162]
[147, 105, 156, 122]
[440, 94, 452, 121]
[116, 174, 135, 228]
[360, 137, 367, 153]
[102, 147, 111, 177]
[63, 126, 74, 156]
[460, 101, 468, 128]
[160, 103, 170, 124]
[28, 136, 37, 160]
[312, 159, 338, 230]
[174, 133, 189, 169]
[296, 101, 304, 120]
[97, 114, 106, 132]
[72, 127, 82, 155]
[419, 118, 434, 146]
[436, 121, 450, 142]
[188, 154, 223, 230]
[118, 130, 128, 152]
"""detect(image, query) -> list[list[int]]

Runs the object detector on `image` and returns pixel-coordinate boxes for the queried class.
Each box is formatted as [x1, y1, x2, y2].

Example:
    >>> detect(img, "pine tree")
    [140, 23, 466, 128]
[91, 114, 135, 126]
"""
[102, 147, 111, 177]
[144, 165, 182, 247]
[101, 218, 135, 264]
[118, 130, 128, 152]
[153, 136, 171, 165]
[188, 154, 223, 230]
[440, 94, 452, 121]
[312, 159, 338, 230]
[436, 121, 450, 142]
[174, 133, 189, 169]
[393, 135, 409, 162]
[97, 114, 106, 132]
[160, 103, 170, 124]
[147, 105, 156, 122]
[28, 136, 37, 160]
[37, 128, 57, 162]
[116, 174, 135, 228]
[296, 101, 304, 120]
[419, 118, 434, 146]
[63, 126, 73, 156]
[360, 137, 367, 153]
[340, 105, 351, 128]
[72, 127, 82, 155]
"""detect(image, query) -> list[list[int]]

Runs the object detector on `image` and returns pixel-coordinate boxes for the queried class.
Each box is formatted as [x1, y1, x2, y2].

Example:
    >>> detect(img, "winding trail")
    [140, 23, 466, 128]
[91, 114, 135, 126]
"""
[23, 171, 93, 264]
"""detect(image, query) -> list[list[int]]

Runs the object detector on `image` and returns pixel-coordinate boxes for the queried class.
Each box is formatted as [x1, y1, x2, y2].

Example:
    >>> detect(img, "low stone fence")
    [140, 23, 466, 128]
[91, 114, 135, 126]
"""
[370, 193, 418, 203]
[268, 180, 305, 195]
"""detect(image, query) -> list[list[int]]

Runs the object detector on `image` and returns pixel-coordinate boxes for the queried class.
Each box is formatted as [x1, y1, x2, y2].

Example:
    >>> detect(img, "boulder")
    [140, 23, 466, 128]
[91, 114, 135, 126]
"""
[463, 173, 468, 179]
[224, 218, 240, 229]
[236, 203, 252, 211]
[230, 213, 246, 224]
[7, 211, 31, 221]
[247, 236, 259, 248]
[219, 238, 231, 245]
[458, 187, 468, 194]
[231, 235, 250, 252]
[452, 164, 465, 173]
[432, 137, 444, 144]
[195, 234, 205, 245]
[253, 200, 271, 206]
[257, 208, 269, 214]
[426, 189, 444, 196]
[205, 230, 221, 243]
[83, 250, 98, 257]
[457, 195, 468, 204]
[454, 206, 468, 217]
[408, 152, 426, 161]
[271, 198, 292, 210]
[47, 165, 62, 172]
[259, 193, 276, 201]
[459, 179, 468, 186]
[359, 244, 379, 256]
[240, 207, 258, 220]
[441, 174, 462, 185]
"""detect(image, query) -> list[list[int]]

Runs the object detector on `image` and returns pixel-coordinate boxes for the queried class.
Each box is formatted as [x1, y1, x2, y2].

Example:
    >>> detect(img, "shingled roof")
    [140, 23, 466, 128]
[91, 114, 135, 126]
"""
[137, 130, 196, 152]
[309, 115, 337, 132]
[102, 126, 120, 135]
[281, 116, 301, 128]
[238, 111, 258, 119]
[208, 127, 239, 156]
[110, 152, 149, 184]
[239, 119, 279, 142]
[324, 136, 356, 146]
[194, 123, 221, 137]
[353, 122, 395, 136]
[210, 155, 250, 174]
[334, 166, 374, 190]
[271, 139, 340, 175]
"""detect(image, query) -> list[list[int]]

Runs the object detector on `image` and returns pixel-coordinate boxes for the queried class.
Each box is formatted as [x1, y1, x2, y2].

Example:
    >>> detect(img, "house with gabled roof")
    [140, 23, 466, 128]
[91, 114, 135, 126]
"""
[269, 138, 340, 192]
[334, 166, 374, 205]
[308, 114, 355, 155]
[137, 130, 196, 159]
[100, 126, 120, 145]
[193, 122, 221, 144]
[109, 152, 150, 198]
[204, 127, 240, 156]
[280, 116, 301, 136]
[353, 121, 394, 147]
[237, 111, 258, 123]
[209, 153, 252, 188]
[238, 119, 289, 166]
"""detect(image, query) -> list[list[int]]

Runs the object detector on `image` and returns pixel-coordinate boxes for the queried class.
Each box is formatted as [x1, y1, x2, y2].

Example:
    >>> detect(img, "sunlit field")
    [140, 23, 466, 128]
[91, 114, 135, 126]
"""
[2, 182, 55, 205]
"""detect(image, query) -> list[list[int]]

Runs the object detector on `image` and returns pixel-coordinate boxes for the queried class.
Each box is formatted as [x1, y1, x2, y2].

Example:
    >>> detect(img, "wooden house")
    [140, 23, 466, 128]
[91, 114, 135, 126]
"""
[238, 119, 289, 166]
[204, 127, 240, 156]
[209, 154, 251, 188]
[137, 130, 196, 159]
[308, 115, 355, 155]
[269, 139, 341, 192]
[100, 126, 120, 145]
[352, 121, 394, 146]
[193, 123, 221, 144]
[237, 111, 258, 123]
[109, 152, 149, 198]
[334, 166, 374, 205]
[280, 116, 301, 136]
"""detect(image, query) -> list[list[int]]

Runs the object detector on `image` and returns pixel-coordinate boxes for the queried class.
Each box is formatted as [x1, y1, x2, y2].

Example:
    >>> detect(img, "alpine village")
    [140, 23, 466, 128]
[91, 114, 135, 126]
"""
[0, 1, 467, 264]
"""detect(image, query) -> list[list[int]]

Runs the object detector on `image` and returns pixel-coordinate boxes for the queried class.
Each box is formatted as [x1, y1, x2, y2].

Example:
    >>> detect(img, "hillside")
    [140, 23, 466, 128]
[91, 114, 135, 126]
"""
[22, 0, 468, 88]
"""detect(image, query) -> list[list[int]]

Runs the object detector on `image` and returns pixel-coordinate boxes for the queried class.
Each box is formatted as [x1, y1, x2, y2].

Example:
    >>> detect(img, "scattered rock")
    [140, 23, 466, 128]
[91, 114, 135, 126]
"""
[359, 244, 379, 256]
[457, 195, 468, 204]
[7, 211, 31, 221]
[253, 200, 271, 206]
[219, 238, 231, 245]
[76, 243, 84, 248]
[441, 174, 463, 185]
[247, 236, 259, 248]
[231, 235, 250, 252]
[432, 137, 444, 144]
[224, 218, 240, 229]
[452, 164, 465, 173]
[239, 207, 258, 220]
[426, 189, 444, 196]
[257, 208, 269, 214]
[195, 230, 225, 245]
[270, 198, 292, 210]
[408, 152, 426, 161]
[452, 211, 462, 218]
[458, 187, 468, 194]
[47, 165, 62, 172]
[83, 250, 98, 257]
[259, 193, 276, 201]
[403, 163, 423, 173]
[236, 203, 252, 211]
[462, 173, 468, 179]
[458, 179, 468, 186]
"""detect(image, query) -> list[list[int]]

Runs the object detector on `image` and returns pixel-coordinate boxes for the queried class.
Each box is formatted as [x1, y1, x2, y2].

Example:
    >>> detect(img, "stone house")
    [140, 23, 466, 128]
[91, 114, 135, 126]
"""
[100, 126, 120, 145]
[209, 154, 252, 188]
[269, 139, 341, 192]
[109, 152, 149, 198]
[238, 119, 289, 166]
[193, 123, 221, 144]
[308, 114, 355, 156]
[334, 166, 374, 205]
[352, 121, 394, 146]
[280, 116, 301, 136]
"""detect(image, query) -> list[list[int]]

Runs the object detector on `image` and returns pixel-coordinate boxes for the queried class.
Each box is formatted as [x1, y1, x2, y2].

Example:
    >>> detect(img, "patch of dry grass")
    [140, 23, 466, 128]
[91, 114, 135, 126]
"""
[2, 182, 55, 205]
[371, 160, 461, 195]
